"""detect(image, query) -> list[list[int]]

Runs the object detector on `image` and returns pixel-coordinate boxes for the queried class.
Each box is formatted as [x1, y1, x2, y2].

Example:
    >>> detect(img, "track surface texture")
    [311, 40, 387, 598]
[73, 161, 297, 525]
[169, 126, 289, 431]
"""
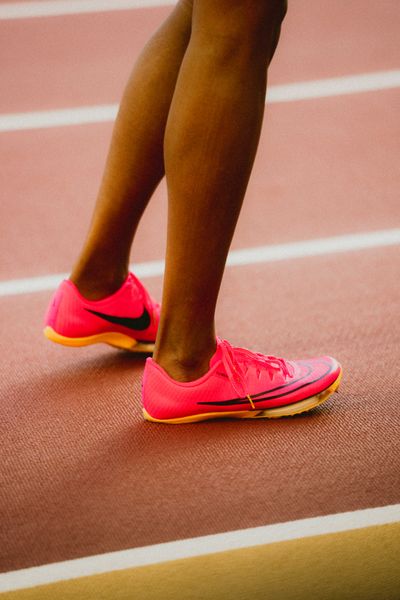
[0, 0, 399, 596]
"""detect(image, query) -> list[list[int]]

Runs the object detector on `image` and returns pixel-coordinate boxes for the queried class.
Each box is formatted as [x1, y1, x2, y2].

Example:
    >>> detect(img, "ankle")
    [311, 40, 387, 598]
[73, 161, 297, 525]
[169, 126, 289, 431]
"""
[153, 339, 217, 383]
[70, 266, 128, 301]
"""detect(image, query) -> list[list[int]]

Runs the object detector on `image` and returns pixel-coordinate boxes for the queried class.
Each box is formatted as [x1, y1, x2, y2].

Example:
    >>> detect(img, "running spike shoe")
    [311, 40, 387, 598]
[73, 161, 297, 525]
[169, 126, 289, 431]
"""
[142, 338, 342, 423]
[44, 273, 160, 352]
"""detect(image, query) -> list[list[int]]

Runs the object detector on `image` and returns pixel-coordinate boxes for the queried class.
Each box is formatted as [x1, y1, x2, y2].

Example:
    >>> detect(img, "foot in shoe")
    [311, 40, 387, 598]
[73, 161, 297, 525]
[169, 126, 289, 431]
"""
[43, 273, 160, 353]
[142, 338, 342, 423]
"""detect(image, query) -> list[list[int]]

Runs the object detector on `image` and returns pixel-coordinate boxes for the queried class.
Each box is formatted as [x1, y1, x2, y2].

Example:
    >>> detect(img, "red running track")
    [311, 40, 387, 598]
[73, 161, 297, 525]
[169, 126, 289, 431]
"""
[0, 0, 399, 583]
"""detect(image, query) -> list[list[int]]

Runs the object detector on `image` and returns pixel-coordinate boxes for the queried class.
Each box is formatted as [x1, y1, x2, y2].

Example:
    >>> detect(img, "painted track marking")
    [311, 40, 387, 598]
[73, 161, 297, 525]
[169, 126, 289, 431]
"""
[0, 504, 398, 593]
[0, 0, 175, 20]
[1, 70, 399, 133]
[1, 228, 399, 298]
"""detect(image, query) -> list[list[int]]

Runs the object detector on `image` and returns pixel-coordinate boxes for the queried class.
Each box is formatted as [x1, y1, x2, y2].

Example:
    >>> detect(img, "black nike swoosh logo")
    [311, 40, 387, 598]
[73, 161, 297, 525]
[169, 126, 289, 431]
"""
[197, 360, 334, 406]
[84, 307, 151, 331]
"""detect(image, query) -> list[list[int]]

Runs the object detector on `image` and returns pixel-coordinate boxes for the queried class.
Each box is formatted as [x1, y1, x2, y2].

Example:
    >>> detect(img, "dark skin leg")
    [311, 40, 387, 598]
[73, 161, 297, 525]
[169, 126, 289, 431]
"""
[153, 0, 287, 381]
[70, 0, 193, 299]
[69, 0, 286, 384]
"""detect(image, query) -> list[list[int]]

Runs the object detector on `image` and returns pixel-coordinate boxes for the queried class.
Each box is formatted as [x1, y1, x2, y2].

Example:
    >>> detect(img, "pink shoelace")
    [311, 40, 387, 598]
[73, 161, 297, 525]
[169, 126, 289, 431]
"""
[218, 338, 294, 409]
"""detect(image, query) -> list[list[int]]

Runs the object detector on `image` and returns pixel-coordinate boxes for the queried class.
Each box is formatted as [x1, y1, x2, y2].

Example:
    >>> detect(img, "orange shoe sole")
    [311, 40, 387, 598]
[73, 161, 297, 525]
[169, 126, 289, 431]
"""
[43, 326, 155, 353]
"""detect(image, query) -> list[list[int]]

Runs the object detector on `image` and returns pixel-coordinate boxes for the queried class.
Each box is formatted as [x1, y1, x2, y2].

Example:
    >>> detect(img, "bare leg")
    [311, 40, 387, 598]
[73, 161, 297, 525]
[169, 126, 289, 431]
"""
[153, 0, 287, 380]
[70, 0, 193, 299]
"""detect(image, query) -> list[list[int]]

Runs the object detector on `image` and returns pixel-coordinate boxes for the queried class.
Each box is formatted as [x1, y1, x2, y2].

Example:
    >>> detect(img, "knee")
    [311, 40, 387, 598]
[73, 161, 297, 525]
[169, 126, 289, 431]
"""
[177, 0, 193, 14]
[249, 0, 287, 28]
[193, 0, 287, 58]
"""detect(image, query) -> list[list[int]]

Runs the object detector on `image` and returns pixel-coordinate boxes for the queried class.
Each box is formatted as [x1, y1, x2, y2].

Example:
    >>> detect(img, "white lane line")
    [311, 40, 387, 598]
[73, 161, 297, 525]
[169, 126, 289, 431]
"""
[0, 0, 174, 20]
[266, 69, 400, 102]
[0, 104, 118, 133]
[0, 503, 398, 593]
[1, 70, 399, 133]
[226, 228, 400, 266]
[1, 229, 399, 298]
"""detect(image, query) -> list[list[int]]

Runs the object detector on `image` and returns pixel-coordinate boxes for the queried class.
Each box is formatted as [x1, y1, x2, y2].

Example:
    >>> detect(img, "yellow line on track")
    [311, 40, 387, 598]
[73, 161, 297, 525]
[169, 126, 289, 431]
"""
[1, 522, 399, 599]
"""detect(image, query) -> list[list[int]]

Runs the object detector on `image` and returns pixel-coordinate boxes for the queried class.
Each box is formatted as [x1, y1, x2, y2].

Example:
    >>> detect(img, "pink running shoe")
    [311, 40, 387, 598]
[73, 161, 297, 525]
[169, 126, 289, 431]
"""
[142, 338, 342, 423]
[44, 273, 160, 353]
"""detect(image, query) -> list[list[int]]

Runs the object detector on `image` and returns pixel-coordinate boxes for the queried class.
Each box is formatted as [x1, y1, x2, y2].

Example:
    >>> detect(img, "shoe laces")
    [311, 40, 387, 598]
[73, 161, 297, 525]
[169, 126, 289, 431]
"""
[218, 339, 294, 409]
